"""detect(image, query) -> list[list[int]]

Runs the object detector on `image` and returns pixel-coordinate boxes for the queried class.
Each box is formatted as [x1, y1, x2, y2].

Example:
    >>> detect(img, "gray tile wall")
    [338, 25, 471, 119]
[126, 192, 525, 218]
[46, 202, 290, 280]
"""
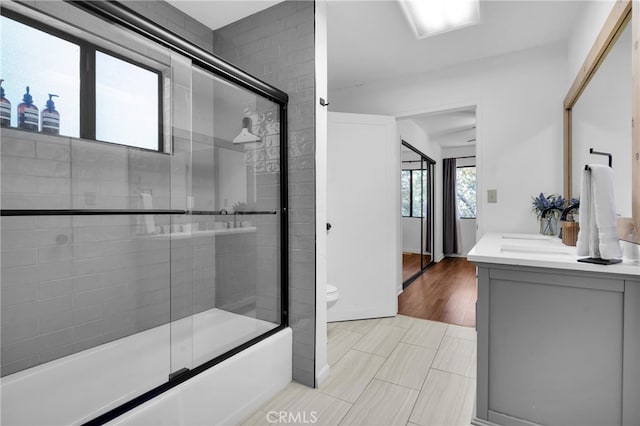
[121, 1, 214, 53]
[213, 1, 317, 386]
[0, 0, 218, 377]
[0, 129, 218, 376]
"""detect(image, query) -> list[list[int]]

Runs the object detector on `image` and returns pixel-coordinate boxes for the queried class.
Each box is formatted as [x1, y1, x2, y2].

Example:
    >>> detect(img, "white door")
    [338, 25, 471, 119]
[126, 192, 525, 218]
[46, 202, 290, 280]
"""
[327, 112, 400, 322]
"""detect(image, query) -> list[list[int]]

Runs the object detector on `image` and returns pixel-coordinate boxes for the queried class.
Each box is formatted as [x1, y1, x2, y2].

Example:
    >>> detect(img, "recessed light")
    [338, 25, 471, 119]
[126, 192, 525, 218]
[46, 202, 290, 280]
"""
[397, 0, 480, 39]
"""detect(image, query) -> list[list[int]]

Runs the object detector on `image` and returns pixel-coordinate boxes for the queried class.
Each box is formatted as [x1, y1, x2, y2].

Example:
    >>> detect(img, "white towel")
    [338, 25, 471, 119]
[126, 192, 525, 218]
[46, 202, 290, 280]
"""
[576, 164, 622, 259]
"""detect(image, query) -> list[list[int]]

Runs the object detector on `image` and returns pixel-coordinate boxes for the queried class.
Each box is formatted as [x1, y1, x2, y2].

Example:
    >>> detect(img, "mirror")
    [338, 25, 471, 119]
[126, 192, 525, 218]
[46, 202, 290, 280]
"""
[571, 22, 632, 218]
[564, 0, 639, 243]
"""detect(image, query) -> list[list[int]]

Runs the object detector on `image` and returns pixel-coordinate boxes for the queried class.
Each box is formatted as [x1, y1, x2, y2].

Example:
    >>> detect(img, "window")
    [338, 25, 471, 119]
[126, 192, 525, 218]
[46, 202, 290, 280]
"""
[1, 13, 162, 151]
[95, 52, 160, 150]
[402, 169, 426, 218]
[0, 15, 80, 136]
[456, 165, 477, 219]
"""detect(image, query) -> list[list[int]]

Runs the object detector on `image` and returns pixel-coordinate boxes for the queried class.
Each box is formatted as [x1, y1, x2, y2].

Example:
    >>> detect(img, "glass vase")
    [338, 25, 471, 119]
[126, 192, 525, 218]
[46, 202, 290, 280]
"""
[541, 212, 559, 236]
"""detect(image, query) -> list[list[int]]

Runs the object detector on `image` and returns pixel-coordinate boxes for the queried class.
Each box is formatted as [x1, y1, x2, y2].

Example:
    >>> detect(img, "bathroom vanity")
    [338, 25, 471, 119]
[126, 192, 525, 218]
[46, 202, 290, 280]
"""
[468, 233, 640, 426]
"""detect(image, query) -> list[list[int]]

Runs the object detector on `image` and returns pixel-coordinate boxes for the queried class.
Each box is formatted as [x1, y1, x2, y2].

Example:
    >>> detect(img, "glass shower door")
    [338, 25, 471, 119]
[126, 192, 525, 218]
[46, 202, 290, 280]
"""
[188, 65, 283, 368]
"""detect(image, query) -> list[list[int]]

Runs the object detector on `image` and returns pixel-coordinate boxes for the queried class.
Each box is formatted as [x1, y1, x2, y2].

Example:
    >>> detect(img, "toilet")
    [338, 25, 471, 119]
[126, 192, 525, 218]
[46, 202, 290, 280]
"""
[327, 284, 339, 309]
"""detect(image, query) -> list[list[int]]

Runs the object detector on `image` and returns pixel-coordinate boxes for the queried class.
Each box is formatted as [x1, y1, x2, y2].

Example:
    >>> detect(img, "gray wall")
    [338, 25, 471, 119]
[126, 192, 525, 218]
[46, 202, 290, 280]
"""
[121, 0, 214, 53]
[214, 1, 317, 386]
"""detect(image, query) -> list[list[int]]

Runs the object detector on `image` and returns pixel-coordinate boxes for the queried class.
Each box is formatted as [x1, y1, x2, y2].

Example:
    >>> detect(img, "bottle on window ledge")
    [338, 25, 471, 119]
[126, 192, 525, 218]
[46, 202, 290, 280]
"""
[0, 79, 11, 127]
[17, 86, 38, 131]
[41, 94, 60, 135]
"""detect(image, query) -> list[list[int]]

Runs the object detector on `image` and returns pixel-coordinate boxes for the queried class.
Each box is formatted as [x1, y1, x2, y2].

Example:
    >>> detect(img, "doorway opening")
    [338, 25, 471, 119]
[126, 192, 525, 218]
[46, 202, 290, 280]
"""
[397, 105, 478, 327]
[401, 141, 435, 288]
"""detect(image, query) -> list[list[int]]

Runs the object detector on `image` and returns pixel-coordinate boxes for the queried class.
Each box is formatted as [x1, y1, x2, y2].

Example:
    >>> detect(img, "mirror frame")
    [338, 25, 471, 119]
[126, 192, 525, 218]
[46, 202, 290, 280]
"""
[563, 0, 639, 243]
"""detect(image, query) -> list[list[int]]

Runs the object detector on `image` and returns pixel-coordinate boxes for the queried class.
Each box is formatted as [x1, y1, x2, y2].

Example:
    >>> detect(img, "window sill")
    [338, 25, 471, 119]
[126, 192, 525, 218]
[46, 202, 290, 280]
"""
[1, 126, 168, 155]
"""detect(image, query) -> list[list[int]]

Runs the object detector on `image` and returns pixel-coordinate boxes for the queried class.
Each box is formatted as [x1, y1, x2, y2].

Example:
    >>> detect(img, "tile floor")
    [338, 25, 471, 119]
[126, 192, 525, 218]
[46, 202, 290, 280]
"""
[242, 315, 477, 426]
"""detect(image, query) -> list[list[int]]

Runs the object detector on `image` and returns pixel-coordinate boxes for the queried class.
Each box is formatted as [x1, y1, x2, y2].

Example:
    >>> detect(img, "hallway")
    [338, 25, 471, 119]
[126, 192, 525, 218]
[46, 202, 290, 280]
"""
[398, 258, 477, 327]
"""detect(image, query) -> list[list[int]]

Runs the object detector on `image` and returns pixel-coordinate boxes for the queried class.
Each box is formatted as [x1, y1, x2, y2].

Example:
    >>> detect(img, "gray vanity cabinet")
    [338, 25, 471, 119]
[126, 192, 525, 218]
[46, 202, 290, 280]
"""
[473, 264, 640, 426]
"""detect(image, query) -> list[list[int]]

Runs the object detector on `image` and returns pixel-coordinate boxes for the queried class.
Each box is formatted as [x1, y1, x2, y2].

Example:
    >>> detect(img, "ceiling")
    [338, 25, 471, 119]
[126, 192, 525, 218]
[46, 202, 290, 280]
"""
[165, 0, 585, 149]
[166, 0, 281, 31]
[327, 0, 584, 91]
[403, 106, 477, 149]
[166, 1, 584, 92]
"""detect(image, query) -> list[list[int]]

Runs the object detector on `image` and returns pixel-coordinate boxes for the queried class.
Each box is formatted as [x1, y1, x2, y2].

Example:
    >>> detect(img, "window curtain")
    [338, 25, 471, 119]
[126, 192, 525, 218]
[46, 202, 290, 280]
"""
[443, 158, 461, 255]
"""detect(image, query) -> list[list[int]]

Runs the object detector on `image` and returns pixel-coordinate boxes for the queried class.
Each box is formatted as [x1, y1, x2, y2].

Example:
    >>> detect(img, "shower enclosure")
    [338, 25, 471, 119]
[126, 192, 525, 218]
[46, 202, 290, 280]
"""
[0, 2, 288, 424]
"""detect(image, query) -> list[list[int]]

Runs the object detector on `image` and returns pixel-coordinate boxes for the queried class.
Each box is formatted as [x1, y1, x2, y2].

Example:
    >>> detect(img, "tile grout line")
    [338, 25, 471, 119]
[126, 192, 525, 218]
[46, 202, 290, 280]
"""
[327, 328, 367, 366]
[339, 326, 413, 425]
[398, 339, 443, 351]
[406, 328, 449, 426]
[430, 366, 477, 380]
[326, 322, 404, 424]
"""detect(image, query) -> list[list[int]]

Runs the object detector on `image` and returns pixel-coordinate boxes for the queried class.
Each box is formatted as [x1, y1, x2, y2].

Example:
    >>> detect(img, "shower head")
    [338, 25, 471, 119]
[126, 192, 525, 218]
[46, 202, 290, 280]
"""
[233, 117, 261, 144]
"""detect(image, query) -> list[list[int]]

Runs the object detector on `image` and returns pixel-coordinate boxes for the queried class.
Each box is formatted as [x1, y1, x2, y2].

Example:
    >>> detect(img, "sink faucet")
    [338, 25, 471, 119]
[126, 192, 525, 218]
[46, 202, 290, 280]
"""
[560, 203, 580, 221]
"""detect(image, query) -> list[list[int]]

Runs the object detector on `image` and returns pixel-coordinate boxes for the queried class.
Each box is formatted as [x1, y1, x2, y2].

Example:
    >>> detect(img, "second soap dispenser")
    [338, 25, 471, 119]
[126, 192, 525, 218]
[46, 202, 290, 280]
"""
[41, 94, 60, 135]
[17, 86, 38, 131]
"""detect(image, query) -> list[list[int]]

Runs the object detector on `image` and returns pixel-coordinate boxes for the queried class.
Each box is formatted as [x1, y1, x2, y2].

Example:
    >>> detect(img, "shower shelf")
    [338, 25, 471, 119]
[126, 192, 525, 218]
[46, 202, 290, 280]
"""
[0, 209, 278, 217]
[146, 227, 257, 239]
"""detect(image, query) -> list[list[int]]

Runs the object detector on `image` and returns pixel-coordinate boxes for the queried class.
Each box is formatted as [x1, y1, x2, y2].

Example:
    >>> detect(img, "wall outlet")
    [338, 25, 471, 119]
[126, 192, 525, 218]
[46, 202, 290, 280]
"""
[487, 189, 498, 203]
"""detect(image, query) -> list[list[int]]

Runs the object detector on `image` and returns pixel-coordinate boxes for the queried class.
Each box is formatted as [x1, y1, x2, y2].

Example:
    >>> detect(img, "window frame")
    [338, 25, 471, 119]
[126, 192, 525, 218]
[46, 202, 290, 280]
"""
[456, 164, 477, 219]
[1, 9, 164, 153]
[402, 168, 426, 218]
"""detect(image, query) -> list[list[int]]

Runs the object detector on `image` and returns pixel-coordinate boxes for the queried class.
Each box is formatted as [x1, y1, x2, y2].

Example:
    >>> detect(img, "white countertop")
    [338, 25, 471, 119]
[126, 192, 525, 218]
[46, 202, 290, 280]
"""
[468, 233, 640, 276]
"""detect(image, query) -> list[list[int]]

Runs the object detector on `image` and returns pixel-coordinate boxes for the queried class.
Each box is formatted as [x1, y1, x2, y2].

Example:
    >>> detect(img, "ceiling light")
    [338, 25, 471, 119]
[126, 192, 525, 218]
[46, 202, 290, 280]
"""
[398, 0, 480, 39]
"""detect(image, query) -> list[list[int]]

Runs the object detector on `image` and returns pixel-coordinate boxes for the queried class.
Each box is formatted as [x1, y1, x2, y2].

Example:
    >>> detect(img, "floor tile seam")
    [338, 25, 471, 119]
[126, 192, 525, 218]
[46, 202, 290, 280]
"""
[315, 386, 357, 406]
[318, 347, 388, 407]
[328, 331, 367, 366]
[429, 366, 477, 380]
[333, 367, 396, 424]
[350, 344, 396, 359]
[373, 376, 424, 393]
[337, 346, 392, 410]
[397, 339, 442, 351]
[406, 370, 430, 426]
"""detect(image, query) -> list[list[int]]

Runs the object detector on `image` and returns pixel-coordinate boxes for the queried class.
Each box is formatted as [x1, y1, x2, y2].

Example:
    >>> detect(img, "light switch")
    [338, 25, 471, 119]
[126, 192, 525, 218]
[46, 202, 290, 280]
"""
[487, 189, 498, 203]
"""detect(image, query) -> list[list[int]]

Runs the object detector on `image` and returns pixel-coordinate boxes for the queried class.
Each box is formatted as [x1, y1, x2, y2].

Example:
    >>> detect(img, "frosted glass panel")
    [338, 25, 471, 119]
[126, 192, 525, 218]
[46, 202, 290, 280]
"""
[0, 16, 80, 136]
[95, 51, 159, 150]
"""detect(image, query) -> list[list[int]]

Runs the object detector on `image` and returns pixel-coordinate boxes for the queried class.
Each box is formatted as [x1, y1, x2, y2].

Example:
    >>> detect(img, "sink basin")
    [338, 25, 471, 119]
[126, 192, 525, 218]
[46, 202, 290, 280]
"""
[501, 234, 551, 241]
[500, 244, 573, 257]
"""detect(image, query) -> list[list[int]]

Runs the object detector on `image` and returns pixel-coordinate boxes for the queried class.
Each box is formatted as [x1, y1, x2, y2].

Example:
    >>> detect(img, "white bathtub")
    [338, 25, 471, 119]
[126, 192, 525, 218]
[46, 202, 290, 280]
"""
[1, 309, 290, 425]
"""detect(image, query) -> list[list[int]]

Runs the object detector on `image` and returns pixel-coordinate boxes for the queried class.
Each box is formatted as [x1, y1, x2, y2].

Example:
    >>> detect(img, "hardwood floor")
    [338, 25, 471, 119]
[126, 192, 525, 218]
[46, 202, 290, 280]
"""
[402, 253, 431, 282]
[398, 257, 477, 327]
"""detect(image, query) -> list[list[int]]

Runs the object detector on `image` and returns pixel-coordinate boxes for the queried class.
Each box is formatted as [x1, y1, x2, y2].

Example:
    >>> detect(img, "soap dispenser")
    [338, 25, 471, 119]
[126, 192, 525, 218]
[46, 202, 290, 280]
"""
[0, 79, 11, 127]
[17, 86, 38, 131]
[41, 94, 60, 135]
